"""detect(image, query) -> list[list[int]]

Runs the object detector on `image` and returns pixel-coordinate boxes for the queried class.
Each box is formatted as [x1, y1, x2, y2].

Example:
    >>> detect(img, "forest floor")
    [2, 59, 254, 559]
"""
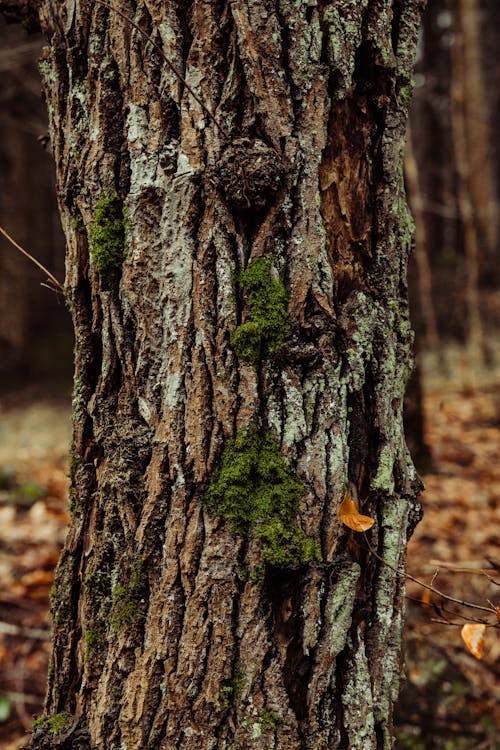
[0, 361, 498, 749]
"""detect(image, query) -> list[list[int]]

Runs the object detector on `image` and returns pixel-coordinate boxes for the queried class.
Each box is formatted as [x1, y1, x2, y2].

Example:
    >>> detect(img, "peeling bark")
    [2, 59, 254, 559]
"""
[0, 0, 425, 747]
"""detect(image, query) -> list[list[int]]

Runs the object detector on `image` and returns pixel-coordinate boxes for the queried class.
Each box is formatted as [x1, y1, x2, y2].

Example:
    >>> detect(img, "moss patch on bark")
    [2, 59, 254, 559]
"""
[33, 712, 73, 734]
[90, 192, 127, 276]
[230, 255, 289, 365]
[204, 426, 320, 567]
[111, 559, 144, 629]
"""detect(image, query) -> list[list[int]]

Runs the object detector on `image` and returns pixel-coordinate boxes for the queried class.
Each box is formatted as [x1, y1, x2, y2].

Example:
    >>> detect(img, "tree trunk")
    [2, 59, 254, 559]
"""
[1, 1, 424, 748]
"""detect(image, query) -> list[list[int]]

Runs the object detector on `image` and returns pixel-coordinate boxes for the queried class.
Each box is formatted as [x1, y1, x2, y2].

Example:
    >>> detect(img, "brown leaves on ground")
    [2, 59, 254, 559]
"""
[0, 402, 70, 749]
[398, 376, 500, 748]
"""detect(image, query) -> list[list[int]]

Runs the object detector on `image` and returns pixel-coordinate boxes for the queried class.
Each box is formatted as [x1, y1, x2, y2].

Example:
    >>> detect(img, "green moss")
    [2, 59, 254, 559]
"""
[89, 192, 127, 276]
[71, 213, 85, 233]
[219, 668, 244, 708]
[230, 255, 289, 365]
[204, 426, 320, 567]
[84, 568, 110, 593]
[248, 563, 266, 585]
[33, 712, 72, 734]
[259, 708, 283, 732]
[69, 451, 81, 475]
[111, 559, 144, 629]
[257, 517, 320, 567]
[84, 627, 105, 660]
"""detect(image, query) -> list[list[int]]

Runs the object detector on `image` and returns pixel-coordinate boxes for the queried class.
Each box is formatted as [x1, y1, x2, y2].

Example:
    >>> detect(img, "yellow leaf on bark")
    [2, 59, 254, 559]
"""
[338, 492, 375, 532]
[461, 623, 486, 659]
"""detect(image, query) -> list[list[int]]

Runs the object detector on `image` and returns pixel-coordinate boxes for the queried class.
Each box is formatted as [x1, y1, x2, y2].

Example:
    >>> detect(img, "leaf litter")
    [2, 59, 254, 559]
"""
[398, 376, 500, 748]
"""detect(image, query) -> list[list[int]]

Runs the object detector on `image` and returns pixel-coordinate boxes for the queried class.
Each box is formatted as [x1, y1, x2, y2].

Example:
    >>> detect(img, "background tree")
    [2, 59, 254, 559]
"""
[1, 1, 424, 748]
[408, 0, 499, 365]
[0, 18, 70, 386]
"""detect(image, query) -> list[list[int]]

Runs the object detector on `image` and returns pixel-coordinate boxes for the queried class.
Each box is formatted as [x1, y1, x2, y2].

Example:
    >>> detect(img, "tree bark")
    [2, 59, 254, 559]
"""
[1, 1, 424, 748]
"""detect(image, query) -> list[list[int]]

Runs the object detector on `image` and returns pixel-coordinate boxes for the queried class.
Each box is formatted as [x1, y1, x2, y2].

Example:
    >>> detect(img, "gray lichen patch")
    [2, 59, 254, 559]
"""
[325, 560, 361, 657]
[323, 1, 368, 98]
[341, 635, 376, 748]
[371, 443, 395, 494]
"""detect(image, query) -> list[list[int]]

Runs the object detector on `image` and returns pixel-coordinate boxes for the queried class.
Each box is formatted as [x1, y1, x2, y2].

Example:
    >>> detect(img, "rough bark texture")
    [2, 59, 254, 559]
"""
[1, 1, 424, 748]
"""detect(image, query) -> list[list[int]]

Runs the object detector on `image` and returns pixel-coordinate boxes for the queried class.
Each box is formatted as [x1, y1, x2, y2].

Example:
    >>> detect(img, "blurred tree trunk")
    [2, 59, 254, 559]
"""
[0, 20, 69, 384]
[2, 1, 424, 748]
[408, 0, 499, 354]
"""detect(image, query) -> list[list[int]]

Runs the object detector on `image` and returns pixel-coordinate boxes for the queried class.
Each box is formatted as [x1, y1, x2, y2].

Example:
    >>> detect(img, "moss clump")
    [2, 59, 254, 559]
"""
[111, 559, 144, 629]
[259, 708, 283, 731]
[219, 668, 244, 708]
[33, 712, 72, 734]
[248, 563, 266, 585]
[89, 192, 127, 276]
[84, 627, 105, 660]
[71, 213, 85, 233]
[204, 426, 320, 567]
[257, 517, 320, 567]
[230, 255, 289, 365]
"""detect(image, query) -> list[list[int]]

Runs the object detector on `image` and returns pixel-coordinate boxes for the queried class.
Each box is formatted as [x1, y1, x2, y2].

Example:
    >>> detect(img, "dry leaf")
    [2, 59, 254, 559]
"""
[461, 623, 486, 659]
[338, 491, 375, 532]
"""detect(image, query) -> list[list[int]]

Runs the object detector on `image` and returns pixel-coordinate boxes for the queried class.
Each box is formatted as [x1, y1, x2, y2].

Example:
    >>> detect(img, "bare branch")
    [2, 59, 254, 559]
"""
[0, 224, 63, 291]
[363, 533, 498, 617]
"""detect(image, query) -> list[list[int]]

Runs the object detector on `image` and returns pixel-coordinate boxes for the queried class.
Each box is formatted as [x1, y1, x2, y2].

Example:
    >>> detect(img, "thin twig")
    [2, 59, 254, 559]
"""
[430, 617, 498, 628]
[405, 593, 491, 626]
[93, 0, 230, 141]
[430, 559, 499, 575]
[363, 533, 497, 616]
[0, 224, 63, 291]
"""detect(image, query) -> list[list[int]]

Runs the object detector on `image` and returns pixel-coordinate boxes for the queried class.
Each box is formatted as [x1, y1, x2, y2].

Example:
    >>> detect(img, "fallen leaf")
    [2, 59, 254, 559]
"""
[338, 491, 375, 532]
[421, 589, 431, 606]
[19, 570, 55, 587]
[461, 623, 486, 659]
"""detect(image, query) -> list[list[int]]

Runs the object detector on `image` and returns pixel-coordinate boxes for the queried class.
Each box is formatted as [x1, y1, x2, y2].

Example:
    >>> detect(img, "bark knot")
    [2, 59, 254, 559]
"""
[216, 137, 285, 213]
